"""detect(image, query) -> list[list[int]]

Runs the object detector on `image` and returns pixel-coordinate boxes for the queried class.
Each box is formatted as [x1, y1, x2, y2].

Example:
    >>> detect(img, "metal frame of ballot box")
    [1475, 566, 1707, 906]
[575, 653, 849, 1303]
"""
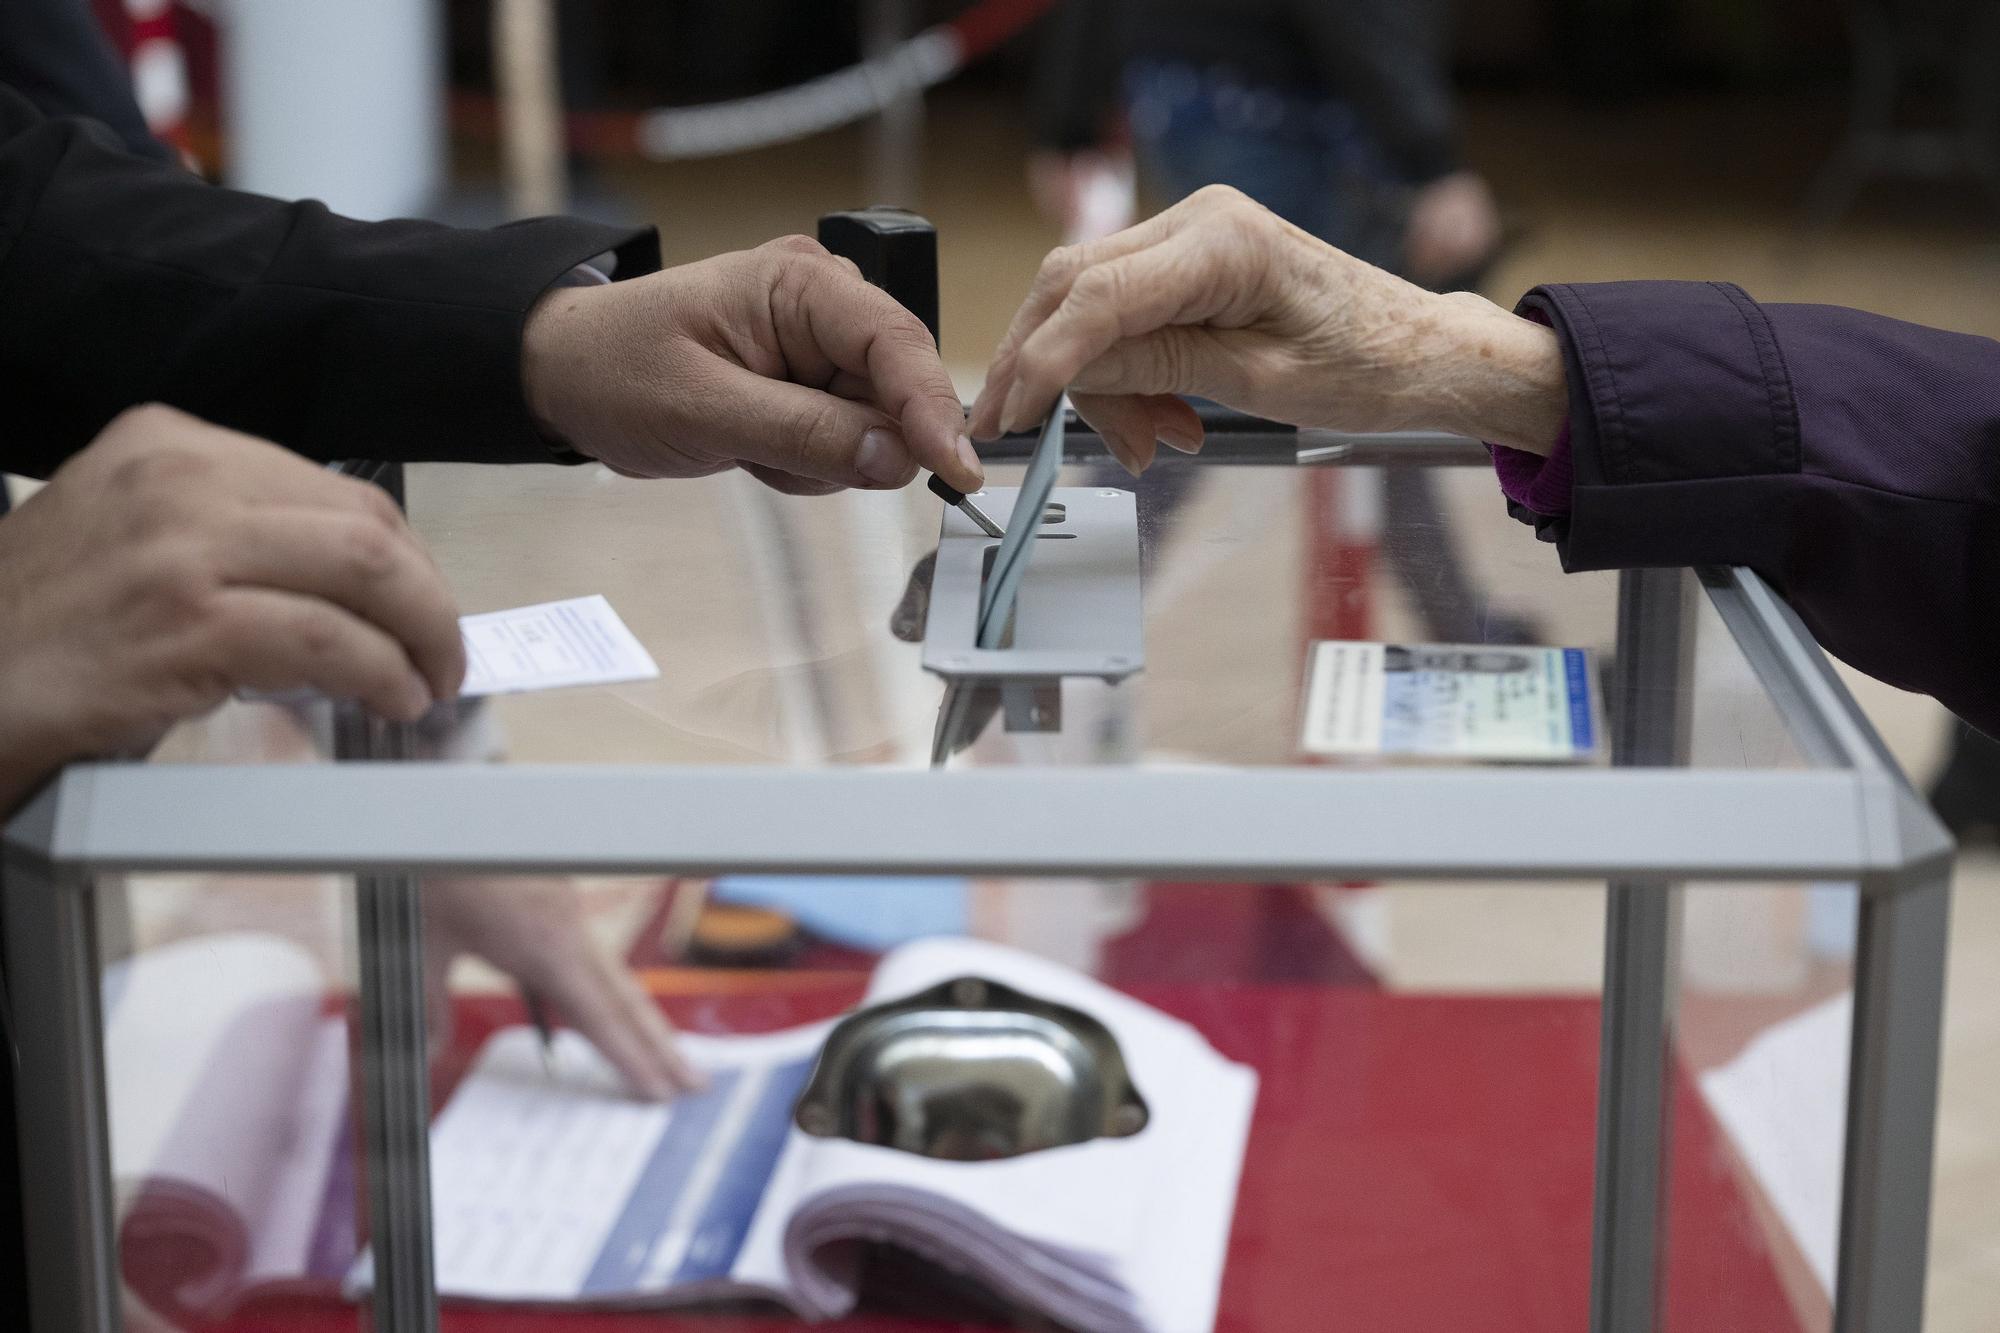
[1, 434, 1953, 1333]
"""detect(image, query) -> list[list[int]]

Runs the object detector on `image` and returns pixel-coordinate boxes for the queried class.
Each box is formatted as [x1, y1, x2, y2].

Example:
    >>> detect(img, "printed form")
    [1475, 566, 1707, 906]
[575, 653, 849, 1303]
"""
[409, 1027, 819, 1303]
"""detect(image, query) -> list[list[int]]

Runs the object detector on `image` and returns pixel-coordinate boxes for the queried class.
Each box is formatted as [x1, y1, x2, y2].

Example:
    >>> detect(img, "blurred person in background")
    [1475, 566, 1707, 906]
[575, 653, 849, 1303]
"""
[1027, 0, 1518, 644]
[1029, 0, 1499, 282]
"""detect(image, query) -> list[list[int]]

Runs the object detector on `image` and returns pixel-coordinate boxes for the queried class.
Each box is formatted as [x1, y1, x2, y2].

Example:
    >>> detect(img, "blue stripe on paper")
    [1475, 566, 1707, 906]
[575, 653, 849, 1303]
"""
[670, 1057, 815, 1284]
[578, 1068, 740, 1294]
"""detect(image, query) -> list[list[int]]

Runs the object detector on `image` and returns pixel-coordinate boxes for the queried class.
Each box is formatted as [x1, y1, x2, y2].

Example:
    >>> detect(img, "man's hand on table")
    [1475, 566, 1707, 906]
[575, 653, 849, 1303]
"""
[522, 236, 985, 496]
[969, 185, 1569, 474]
[0, 405, 464, 813]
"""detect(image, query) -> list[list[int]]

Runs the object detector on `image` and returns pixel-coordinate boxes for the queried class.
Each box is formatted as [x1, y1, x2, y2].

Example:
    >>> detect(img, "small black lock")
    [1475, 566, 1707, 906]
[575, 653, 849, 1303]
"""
[817, 207, 940, 349]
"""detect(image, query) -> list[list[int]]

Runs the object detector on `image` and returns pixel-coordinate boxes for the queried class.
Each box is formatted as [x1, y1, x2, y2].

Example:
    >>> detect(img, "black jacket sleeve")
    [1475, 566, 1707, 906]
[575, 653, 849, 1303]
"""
[0, 82, 661, 476]
[1516, 279, 2000, 736]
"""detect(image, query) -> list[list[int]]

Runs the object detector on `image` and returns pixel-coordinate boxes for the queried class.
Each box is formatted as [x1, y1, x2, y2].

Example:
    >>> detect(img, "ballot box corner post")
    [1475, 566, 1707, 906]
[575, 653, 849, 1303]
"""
[1837, 823, 1951, 1333]
[2, 779, 120, 1333]
[1590, 566, 1696, 1333]
[338, 712, 441, 1333]
[1706, 565, 1954, 1333]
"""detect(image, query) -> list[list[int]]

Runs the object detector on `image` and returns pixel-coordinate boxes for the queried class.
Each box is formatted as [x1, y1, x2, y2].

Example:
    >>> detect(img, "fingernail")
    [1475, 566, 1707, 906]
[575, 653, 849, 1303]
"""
[1159, 425, 1204, 455]
[954, 434, 985, 486]
[1105, 430, 1144, 478]
[856, 428, 914, 487]
[400, 674, 434, 721]
[999, 383, 1028, 434]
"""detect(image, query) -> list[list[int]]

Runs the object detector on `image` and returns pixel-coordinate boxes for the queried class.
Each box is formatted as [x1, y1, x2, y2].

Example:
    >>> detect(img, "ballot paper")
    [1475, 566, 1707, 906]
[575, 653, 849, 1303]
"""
[457, 594, 659, 696]
[236, 594, 658, 706]
[359, 938, 1258, 1333]
[1301, 639, 1602, 762]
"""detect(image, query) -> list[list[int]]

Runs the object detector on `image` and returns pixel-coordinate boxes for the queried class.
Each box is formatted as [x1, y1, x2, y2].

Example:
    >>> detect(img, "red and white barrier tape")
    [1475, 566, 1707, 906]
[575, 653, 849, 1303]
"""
[616, 0, 1054, 160]
[122, 0, 191, 155]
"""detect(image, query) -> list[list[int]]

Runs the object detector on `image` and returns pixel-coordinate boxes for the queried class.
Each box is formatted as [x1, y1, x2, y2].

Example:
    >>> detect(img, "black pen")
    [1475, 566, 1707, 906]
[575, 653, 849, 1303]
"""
[928, 475, 1005, 538]
[524, 989, 557, 1076]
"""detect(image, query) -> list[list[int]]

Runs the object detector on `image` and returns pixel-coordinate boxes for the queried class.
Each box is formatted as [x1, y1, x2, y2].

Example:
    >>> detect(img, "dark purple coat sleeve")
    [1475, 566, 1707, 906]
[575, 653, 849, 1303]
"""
[1513, 279, 2000, 735]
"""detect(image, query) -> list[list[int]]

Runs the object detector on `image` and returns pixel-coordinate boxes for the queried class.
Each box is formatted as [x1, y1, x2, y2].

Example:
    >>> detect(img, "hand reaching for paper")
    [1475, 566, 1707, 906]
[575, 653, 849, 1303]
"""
[969, 185, 1569, 474]
[522, 236, 984, 497]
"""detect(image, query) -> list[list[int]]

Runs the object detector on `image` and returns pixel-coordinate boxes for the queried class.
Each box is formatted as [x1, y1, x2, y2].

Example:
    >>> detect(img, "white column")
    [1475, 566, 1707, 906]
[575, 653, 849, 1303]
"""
[219, 0, 446, 220]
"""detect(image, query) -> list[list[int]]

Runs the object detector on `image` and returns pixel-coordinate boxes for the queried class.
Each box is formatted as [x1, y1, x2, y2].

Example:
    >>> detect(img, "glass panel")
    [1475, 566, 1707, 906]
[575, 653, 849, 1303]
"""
[93, 864, 1865, 1331]
[102, 871, 363, 1333]
[149, 694, 342, 766]
[407, 872, 1609, 1330]
[1659, 880, 1858, 1333]
[153, 459, 1817, 774]
[1685, 580, 1813, 772]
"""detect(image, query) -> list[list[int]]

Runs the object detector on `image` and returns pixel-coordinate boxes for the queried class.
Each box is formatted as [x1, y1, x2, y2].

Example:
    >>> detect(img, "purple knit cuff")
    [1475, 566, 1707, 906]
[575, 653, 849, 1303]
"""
[1489, 421, 1574, 516]
[1484, 302, 1573, 516]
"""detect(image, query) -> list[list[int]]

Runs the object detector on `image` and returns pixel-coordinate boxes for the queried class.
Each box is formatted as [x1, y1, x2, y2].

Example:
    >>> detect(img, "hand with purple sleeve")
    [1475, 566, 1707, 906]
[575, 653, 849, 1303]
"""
[970, 185, 1569, 470]
[977, 184, 2000, 735]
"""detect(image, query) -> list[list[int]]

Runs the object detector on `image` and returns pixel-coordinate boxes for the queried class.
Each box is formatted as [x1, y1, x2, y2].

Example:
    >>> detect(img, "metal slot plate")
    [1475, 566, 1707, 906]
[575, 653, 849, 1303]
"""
[921, 486, 1143, 682]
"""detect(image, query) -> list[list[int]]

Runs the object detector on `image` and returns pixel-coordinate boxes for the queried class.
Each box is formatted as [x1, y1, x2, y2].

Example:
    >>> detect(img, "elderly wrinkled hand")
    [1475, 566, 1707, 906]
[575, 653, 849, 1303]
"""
[969, 185, 1567, 474]
[522, 236, 984, 496]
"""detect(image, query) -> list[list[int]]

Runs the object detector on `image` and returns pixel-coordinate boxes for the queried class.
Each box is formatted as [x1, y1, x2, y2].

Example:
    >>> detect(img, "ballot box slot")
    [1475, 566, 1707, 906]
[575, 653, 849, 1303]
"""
[920, 485, 1143, 757]
[921, 485, 1143, 686]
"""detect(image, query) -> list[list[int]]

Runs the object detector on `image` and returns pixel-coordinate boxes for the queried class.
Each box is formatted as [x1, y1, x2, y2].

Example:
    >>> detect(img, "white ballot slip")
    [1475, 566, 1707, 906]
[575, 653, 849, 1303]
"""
[237, 594, 658, 706]
[457, 594, 659, 697]
[1301, 640, 1601, 762]
[354, 938, 1259, 1333]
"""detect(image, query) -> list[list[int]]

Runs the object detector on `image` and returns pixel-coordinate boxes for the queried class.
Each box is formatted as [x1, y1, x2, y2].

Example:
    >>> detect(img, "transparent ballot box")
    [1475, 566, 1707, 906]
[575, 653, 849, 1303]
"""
[3, 437, 1949, 1333]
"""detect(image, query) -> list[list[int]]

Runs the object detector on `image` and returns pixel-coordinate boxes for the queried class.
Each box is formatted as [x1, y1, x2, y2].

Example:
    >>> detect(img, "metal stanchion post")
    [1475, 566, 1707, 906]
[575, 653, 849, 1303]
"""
[863, 0, 924, 207]
[495, 0, 569, 218]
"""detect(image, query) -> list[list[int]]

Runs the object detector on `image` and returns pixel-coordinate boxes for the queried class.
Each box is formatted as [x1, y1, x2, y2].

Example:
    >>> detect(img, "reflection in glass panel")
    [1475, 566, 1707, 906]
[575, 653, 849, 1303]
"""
[1661, 881, 1858, 1333]
[102, 873, 362, 1333]
[406, 873, 1617, 1331]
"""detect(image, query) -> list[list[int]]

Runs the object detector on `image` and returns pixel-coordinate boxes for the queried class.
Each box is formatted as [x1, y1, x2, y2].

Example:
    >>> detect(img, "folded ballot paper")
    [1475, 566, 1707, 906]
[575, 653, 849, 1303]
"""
[369, 937, 1259, 1333]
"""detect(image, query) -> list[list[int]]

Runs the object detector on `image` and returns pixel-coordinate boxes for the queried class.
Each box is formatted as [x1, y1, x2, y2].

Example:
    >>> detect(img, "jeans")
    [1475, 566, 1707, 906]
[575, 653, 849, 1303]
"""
[1114, 60, 1523, 646]
[1122, 59, 1405, 269]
